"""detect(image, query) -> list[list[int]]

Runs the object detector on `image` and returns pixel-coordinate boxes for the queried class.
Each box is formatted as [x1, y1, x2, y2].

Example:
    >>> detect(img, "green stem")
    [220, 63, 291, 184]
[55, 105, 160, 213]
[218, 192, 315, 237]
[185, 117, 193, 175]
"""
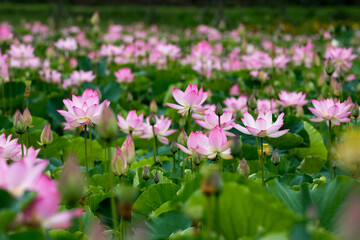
[328, 121, 332, 181]
[1, 78, 5, 113]
[152, 126, 157, 162]
[173, 153, 177, 178]
[218, 154, 222, 174]
[84, 125, 90, 188]
[187, 108, 192, 135]
[218, 115, 221, 128]
[260, 137, 264, 187]
[89, 126, 94, 167]
[206, 196, 212, 236]
[110, 192, 118, 234]
[276, 165, 278, 179]
[355, 118, 357, 129]
[182, 151, 185, 180]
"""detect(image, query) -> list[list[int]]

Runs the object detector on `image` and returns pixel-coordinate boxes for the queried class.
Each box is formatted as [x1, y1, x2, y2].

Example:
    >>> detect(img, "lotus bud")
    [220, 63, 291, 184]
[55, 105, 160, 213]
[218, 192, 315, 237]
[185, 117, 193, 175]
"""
[177, 129, 188, 146]
[95, 87, 102, 101]
[230, 135, 242, 158]
[90, 11, 100, 25]
[179, 117, 186, 129]
[122, 135, 135, 165]
[346, 96, 353, 106]
[59, 154, 84, 206]
[271, 149, 280, 166]
[248, 94, 257, 111]
[170, 140, 178, 154]
[142, 165, 150, 181]
[201, 165, 223, 196]
[215, 102, 223, 117]
[149, 113, 156, 126]
[237, 158, 250, 178]
[13, 110, 27, 134]
[338, 67, 345, 82]
[97, 107, 118, 141]
[155, 156, 162, 166]
[229, 84, 240, 96]
[192, 151, 202, 166]
[38, 122, 53, 146]
[154, 171, 159, 184]
[331, 78, 342, 97]
[111, 146, 128, 176]
[264, 85, 275, 98]
[352, 102, 359, 119]
[127, 92, 133, 102]
[150, 99, 157, 114]
[23, 108, 32, 129]
[325, 58, 336, 76]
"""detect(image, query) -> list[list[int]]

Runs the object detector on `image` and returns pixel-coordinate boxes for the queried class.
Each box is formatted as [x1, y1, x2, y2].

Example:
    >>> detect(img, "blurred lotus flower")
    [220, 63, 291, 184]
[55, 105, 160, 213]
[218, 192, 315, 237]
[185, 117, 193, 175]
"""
[277, 91, 308, 108]
[63, 70, 96, 88]
[114, 68, 135, 83]
[257, 99, 278, 114]
[308, 98, 352, 125]
[21, 108, 32, 128]
[223, 96, 247, 114]
[54, 37, 77, 51]
[324, 47, 357, 73]
[0, 147, 47, 197]
[22, 174, 83, 228]
[8, 43, 40, 69]
[117, 110, 144, 135]
[37, 123, 53, 146]
[337, 194, 360, 240]
[139, 115, 177, 145]
[97, 107, 118, 141]
[235, 111, 289, 138]
[237, 158, 250, 178]
[229, 84, 240, 96]
[0, 133, 21, 161]
[196, 126, 232, 160]
[90, 11, 100, 25]
[195, 111, 236, 136]
[165, 84, 208, 116]
[57, 88, 110, 130]
[336, 130, 360, 173]
[150, 99, 157, 114]
[0, 23, 13, 42]
[250, 70, 270, 82]
[177, 129, 188, 146]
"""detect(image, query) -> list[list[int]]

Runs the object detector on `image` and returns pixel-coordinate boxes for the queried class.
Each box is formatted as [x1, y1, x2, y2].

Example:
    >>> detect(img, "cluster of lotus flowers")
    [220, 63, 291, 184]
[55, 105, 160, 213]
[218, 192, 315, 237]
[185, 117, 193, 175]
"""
[1, 12, 360, 239]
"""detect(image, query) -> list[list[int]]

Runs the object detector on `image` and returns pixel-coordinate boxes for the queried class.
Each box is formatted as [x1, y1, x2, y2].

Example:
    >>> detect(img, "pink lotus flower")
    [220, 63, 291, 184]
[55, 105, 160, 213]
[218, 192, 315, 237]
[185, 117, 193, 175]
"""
[325, 47, 357, 72]
[8, 44, 40, 69]
[39, 69, 62, 84]
[166, 84, 208, 116]
[292, 40, 315, 68]
[229, 84, 240, 96]
[250, 70, 270, 82]
[0, 133, 21, 161]
[223, 96, 247, 114]
[234, 111, 289, 138]
[63, 70, 96, 88]
[195, 111, 236, 136]
[114, 68, 135, 83]
[308, 98, 352, 125]
[257, 99, 278, 113]
[139, 115, 177, 145]
[196, 126, 232, 159]
[112, 135, 135, 175]
[176, 131, 202, 156]
[54, 37, 77, 51]
[0, 23, 13, 42]
[0, 147, 47, 197]
[57, 89, 110, 129]
[277, 91, 308, 108]
[22, 174, 83, 228]
[117, 110, 144, 135]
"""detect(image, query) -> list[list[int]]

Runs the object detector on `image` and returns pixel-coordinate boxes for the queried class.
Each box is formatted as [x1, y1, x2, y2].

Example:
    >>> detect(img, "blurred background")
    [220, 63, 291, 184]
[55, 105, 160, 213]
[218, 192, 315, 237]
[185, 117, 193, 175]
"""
[0, 0, 359, 32]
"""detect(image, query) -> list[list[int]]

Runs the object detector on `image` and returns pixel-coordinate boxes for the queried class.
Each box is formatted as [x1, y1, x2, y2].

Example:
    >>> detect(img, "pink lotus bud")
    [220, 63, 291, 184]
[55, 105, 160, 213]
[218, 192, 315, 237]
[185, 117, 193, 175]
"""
[111, 146, 128, 176]
[177, 129, 188, 146]
[90, 11, 100, 25]
[150, 99, 157, 113]
[229, 84, 240, 96]
[97, 107, 118, 141]
[331, 78, 342, 97]
[122, 135, 135, 165]
[13, 110, 27, 134]
[23, 108, 32, 129]
[237, 158, 250, 178]
[70, 58, 77, 68]
[38, 122, 53, 146]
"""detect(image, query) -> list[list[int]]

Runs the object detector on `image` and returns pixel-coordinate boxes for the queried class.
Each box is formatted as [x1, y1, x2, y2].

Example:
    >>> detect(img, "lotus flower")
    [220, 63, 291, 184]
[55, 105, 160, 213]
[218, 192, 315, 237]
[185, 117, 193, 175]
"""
[57, 89, 110, 129]
[196, 126, 232, 159]
[54, 37, 77, 51]
[234, 111, 289, 138]
[22, 174, 83, 228]
[165, 84, 208, 116]
[114, 68, 135, 83]
[223, 96, 247, 114]
[176, 131, 202, 156]
[257, 99, 278, 113]
[277, 91, 308, 108]
[117, 110, 144, 135]
[308, 98, 352, 125]
[195, 111, 236, 136]
[0, 133, 21, 161]
[139, 115, 177, 145]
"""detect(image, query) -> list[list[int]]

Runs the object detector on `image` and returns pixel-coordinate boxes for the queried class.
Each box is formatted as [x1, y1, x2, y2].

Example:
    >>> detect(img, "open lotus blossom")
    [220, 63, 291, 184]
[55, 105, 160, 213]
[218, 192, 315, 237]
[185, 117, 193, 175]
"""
[0, 133, 21, 161]
[235, 111, 289, 138]
[21, 174, 83, 228]
[117, 110, 144, 135]
[277, 91, 308, 108]
[165, 84, 208, 116]
[196, 126, 232, 159]
[257, 99, 278, 113]
[176, 131, 202, 156]
[0, 147, 48, 197]
[223, 96, 247, 114]
[114, 67, 135, 83]
[195, 111, 236, 136]
[63, 70, 96, 88]
[57, 88, 110, 129]
[139, 115, 177, 145]
[54, 37, 77, 51]
[308, 98, 352, 125]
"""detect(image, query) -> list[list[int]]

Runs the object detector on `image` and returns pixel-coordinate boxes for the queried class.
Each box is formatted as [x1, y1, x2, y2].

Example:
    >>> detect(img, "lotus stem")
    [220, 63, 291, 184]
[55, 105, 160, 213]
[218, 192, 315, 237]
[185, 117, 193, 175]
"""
[89, 126, 94, 167]
[84, 125, 90, 188]
[152, 126, 157, 162]
[187, 108, 192, 135]
[173, 152, 177, 178]
[260, 137, 264, 187]
[328, 121, 332, 181]
[20, 133, 24, 158]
